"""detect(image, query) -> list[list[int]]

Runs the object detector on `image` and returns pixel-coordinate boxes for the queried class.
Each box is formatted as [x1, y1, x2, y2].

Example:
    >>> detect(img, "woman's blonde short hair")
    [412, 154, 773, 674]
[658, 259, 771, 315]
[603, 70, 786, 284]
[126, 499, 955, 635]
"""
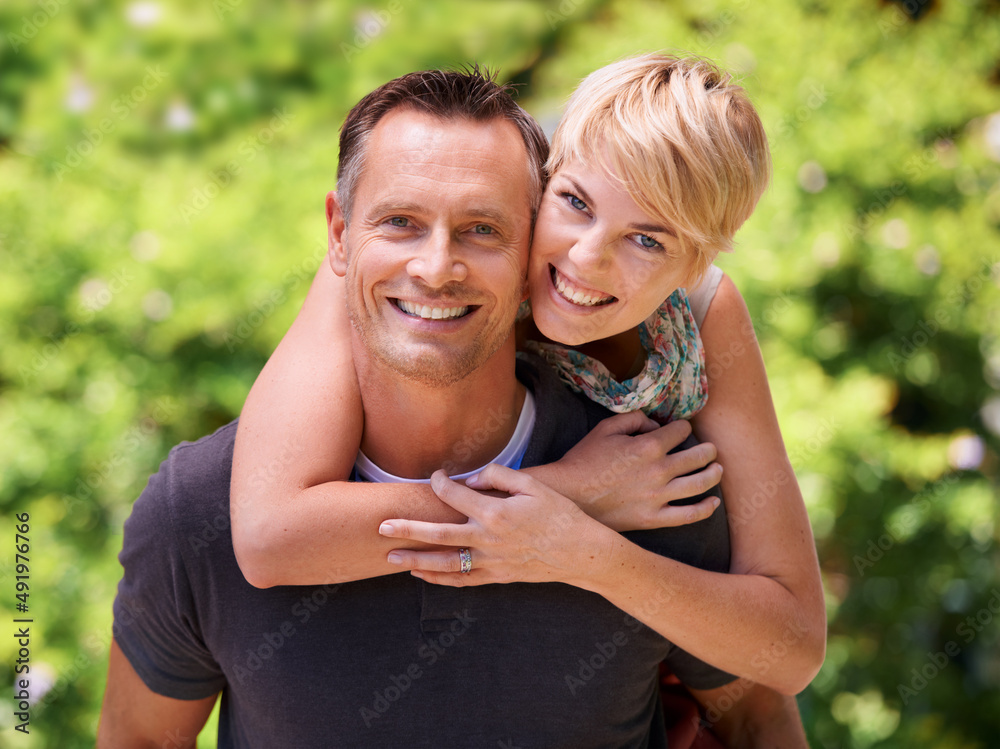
[548, 53, 772, 285]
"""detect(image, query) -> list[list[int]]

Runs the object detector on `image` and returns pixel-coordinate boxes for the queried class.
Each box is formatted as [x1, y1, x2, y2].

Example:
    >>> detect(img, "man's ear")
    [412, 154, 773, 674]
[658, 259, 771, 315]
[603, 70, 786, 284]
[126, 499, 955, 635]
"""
[326, 190, 348, 277]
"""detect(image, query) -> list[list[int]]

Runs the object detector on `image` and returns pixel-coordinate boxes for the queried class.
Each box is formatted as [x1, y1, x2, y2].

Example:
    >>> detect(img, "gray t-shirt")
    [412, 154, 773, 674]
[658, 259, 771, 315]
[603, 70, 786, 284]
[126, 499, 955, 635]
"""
[113, 354, 734, 748]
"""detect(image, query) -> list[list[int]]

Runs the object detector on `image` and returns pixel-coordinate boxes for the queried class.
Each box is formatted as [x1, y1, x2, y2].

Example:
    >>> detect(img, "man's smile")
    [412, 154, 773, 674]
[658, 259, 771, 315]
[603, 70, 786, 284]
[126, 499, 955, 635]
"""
[391, 298, 475, 321]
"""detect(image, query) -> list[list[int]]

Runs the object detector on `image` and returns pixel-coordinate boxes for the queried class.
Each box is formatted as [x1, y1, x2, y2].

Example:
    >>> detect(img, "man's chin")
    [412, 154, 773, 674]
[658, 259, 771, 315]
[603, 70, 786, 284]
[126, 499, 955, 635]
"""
[353, 313, 516, 388]
[373, 349, 481, 388]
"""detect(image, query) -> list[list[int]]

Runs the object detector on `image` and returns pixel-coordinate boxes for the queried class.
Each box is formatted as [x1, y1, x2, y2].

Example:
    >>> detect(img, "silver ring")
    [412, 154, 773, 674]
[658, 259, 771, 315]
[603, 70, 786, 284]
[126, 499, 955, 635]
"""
[458, 548, 472, 574]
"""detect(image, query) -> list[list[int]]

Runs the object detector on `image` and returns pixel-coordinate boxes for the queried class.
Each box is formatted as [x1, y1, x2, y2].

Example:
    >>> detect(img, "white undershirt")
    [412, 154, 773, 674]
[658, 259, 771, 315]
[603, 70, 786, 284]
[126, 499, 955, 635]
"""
[686, 264, 724, 328]
[353, 389, 536, 484]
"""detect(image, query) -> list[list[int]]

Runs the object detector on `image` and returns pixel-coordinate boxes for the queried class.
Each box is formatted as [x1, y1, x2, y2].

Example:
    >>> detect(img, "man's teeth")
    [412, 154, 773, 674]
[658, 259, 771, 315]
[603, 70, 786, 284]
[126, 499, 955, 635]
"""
[554, 269, 614, 307]
[396, 299, 469, 320]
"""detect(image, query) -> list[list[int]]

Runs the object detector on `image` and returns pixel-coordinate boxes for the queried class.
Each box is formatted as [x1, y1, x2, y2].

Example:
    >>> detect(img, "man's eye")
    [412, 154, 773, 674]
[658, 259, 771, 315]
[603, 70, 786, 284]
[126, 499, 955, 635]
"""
[472, 224, 494, 235]
[388, 217, 409, 227]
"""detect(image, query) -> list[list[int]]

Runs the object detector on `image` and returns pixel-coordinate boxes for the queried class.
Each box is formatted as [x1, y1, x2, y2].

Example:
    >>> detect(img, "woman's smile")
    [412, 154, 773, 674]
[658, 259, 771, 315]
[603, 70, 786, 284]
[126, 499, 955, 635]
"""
[549, 265, 617, 308]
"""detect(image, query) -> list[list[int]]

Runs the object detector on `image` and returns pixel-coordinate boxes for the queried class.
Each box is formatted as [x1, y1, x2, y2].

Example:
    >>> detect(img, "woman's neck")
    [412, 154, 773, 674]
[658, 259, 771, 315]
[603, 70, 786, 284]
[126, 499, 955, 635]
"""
[520, 318, 645, 382]
[575, 327, 645, 381]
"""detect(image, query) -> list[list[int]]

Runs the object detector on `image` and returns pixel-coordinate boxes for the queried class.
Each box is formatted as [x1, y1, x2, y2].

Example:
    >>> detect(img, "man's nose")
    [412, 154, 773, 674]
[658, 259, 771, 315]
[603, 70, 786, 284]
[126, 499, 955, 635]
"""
[406, 228, 468, 287]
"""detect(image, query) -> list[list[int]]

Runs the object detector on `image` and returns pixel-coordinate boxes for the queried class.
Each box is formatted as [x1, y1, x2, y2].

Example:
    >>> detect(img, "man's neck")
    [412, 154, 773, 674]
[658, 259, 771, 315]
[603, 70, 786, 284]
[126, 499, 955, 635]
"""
[355, 337, 526, 479]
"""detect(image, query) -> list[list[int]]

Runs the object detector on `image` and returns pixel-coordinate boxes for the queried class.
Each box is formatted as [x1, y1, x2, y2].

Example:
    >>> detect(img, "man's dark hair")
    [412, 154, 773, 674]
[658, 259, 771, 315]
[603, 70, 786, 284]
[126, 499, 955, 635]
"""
[336, 66, 548, 225]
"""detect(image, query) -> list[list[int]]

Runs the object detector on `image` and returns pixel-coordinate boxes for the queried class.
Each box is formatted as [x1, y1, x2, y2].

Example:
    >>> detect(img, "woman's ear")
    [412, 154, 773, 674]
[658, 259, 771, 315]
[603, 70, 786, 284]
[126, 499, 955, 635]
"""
[326, 191, 348, 276]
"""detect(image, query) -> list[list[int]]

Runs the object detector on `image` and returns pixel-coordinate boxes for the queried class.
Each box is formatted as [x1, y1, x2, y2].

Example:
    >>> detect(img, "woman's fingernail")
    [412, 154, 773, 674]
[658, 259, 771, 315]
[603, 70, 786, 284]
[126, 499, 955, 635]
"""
[387, 552, 403, 565]
[466, 473, 480, 485]
[379, 522, 394, 535]
[712, 498, 721, 509]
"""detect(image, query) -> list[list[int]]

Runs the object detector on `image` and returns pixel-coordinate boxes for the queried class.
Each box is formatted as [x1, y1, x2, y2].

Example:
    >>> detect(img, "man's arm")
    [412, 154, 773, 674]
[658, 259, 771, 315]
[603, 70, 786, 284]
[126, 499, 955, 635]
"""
[97, 640, 218, 749]
[690, 680, 809, 748]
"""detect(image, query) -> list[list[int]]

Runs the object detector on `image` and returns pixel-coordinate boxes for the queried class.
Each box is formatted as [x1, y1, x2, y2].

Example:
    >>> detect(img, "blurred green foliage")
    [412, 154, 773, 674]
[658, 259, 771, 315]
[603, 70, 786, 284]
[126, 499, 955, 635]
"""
[1, 0, 998, 746]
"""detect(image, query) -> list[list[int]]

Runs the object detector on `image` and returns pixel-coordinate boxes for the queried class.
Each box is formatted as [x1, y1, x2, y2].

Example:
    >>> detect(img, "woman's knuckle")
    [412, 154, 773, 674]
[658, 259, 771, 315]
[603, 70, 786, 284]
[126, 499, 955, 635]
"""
[662, 457, 682, 480]
[637, 507, 656, 528]
[658, 482, 679, 502]
[657, 509, 678, 528]
[636, 438, 659, 461]
[666, 419, 690, 442]
[426, 527, 446, 544]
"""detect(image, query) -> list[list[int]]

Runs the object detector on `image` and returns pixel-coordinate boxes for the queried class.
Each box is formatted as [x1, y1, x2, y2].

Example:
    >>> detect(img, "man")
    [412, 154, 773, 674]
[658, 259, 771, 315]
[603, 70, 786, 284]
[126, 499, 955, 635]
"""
[98, 69, 807, 747]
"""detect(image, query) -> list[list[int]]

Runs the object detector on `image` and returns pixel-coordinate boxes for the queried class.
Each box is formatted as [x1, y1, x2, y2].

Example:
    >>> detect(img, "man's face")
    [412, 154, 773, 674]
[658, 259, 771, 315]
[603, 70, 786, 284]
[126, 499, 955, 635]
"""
[328, 108, 533, 386]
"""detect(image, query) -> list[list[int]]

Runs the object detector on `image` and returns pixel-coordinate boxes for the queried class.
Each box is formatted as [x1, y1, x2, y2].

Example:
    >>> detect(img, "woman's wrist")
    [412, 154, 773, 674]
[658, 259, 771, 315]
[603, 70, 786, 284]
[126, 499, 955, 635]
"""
[521, 460, 581, 502]
[558, 516, 623, 592]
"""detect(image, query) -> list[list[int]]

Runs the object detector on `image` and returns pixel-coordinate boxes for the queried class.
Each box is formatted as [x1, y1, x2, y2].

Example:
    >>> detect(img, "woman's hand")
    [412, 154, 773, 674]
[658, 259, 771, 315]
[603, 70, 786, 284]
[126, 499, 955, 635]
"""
[537, 411, 722, 532]
[378, 466, 611, 587]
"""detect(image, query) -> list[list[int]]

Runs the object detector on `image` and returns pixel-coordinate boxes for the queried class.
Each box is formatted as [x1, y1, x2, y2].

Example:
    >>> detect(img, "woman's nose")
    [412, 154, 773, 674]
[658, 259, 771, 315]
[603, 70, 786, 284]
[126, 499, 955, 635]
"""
[566, 228, 612, 271]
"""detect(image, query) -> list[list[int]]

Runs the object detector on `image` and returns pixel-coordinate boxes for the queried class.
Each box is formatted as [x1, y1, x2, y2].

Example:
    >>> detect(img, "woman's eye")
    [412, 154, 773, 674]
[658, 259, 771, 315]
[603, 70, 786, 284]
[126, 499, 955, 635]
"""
[567, 194, 588, 211]
[635, 234, 662, 250]
[472, 224, 493, 235]
[388, 217, 409, 227]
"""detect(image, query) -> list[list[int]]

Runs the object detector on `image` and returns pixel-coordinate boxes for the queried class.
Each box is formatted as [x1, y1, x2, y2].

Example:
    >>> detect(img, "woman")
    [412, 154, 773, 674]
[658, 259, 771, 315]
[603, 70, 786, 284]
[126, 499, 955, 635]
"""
[230, 54, 826, 696]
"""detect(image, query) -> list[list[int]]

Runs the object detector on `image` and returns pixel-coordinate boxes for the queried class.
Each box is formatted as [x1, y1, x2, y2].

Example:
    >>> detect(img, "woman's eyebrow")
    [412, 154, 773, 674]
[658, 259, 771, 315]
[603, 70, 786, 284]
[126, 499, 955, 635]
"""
[563, 174, 674, 236]
[630, 221, 675, 237]
[564, 177, 597, 209]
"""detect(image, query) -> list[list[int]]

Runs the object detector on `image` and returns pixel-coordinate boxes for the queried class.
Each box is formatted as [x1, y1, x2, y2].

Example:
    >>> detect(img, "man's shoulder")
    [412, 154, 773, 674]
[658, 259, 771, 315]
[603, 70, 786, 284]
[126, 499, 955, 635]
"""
[161, 420, 238, 494]
[128, 420, 238, 541]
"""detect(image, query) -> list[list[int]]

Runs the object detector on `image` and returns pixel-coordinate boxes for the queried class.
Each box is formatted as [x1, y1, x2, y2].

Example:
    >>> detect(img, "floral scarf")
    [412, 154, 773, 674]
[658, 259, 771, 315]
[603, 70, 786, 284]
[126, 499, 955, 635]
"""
[522, 289, 707, 423]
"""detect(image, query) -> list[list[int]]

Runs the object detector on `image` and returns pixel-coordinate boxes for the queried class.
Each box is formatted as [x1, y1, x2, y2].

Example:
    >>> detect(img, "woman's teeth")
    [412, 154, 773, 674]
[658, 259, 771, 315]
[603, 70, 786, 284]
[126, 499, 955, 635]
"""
[396, 299, 470, 320]
[553, 268, 615, 307]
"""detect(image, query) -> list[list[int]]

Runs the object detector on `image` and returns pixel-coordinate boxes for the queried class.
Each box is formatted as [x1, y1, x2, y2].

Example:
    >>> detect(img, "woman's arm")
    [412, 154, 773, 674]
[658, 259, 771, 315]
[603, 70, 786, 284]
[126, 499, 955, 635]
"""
[610, 275, 825, 692]
[230, 260, 467, 588]
[378, 275, 827, 694]
[232, 259, 722, 587]
[690, 273, 827, 674]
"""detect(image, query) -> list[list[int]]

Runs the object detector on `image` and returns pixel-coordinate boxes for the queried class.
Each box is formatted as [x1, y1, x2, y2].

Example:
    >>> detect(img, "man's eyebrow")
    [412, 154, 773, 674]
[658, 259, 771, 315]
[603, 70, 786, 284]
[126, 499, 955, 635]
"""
[365, 201, 517, 231]
[467, 207, 516, 230]
[365, 200, 425, 218]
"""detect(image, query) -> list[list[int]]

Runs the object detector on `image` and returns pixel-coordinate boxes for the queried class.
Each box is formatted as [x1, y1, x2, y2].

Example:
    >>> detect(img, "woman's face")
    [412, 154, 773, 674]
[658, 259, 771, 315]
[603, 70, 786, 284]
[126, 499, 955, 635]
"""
[528, 160, 696, 346]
